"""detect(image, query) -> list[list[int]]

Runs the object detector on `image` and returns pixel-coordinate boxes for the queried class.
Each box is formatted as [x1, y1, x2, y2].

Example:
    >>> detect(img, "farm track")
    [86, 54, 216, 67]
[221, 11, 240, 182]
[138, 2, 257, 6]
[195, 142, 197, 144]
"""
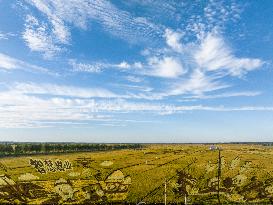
[139, 149, 208, 174]
[117, 153, 175, 171]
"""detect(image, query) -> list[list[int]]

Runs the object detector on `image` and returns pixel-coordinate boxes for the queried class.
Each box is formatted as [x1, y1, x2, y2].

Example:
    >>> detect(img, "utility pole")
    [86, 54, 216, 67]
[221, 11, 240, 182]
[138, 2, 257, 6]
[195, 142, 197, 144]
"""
[217, 148, 221, 205]
[209, 145, 222, 204]
[164, 179, 167, 205]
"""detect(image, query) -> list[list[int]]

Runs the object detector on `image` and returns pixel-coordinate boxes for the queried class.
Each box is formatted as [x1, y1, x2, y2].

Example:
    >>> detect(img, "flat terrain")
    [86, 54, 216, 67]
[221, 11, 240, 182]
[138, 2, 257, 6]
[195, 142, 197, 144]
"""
[0, 144, 273, 204]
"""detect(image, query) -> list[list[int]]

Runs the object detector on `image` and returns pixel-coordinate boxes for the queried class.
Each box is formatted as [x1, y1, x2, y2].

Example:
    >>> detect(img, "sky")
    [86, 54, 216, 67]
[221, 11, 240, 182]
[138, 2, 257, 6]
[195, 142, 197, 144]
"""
[0, 0, 273, 143]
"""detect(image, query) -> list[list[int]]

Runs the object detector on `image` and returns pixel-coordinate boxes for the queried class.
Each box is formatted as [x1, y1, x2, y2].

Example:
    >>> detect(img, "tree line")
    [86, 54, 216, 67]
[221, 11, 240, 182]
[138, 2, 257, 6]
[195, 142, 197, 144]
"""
[0, 142, 143, 157]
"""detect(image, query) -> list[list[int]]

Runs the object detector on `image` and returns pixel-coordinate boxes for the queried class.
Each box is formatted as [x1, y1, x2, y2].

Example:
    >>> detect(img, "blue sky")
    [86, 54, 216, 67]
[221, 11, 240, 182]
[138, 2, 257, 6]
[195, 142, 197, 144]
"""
[0, 0, 273, 142]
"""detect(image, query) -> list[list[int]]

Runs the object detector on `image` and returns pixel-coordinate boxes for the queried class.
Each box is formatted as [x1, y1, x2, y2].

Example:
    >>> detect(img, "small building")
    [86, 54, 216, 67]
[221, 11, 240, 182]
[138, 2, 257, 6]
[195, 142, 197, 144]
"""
[209, 145, 218, 151]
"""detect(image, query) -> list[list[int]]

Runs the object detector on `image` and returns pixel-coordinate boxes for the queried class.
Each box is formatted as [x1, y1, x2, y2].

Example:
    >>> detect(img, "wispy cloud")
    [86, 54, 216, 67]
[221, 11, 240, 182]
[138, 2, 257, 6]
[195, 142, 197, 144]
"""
[194, 33, 264, 76]
[23, 0, 162, 57]
[123, 0, 241, 38]
[0, 52, 53, 74]
[11, 82, 118, 98]
[125, 75, 143, 83]
[22, 15, 63, 59]
[0, 75, 270, 128]
[112, 83, 153, 93]
[68, 59, 138, 73]
[145, 56, 186, 78]
[69, 59, 103, 73]
[7, 82, 163, 101]
[183, 91, 262, 100]
[67, 32, 264, 99]
[169, 69, 229, 96]
[129, 27, 264, 95]
[0, 32, 7, 40]
[184, 0, 242, 40]
[97, 56, 186, 79]
[0, 31, 15, 40]
[164, 28, 183, 53]
[203, 0, 241, 31]
[116, 61, 131, 69]
[69, 31, 263, 96]
[1, 87, 273, 128]
[0, 91, 110, 128]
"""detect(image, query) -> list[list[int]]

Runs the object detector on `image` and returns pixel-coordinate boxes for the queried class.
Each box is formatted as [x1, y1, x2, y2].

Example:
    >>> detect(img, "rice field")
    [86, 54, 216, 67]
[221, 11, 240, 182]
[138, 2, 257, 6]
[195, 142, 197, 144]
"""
[0, 144, 273, 204]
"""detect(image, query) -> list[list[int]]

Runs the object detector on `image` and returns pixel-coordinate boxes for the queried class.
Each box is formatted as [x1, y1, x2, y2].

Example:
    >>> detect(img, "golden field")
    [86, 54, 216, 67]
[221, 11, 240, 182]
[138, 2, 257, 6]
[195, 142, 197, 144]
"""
[0, 144, 273, 204]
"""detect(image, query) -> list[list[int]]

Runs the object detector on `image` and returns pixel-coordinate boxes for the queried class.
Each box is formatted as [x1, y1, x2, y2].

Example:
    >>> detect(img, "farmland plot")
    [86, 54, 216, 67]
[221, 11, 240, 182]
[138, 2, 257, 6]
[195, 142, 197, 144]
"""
[0, 144, 272, 204]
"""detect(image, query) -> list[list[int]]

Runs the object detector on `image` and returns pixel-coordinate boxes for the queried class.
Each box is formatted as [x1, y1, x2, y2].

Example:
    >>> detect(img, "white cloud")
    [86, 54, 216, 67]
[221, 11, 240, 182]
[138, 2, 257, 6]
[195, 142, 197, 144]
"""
[164, 28, 183, 52]
[24, 0, 161, 49]
[22, 15, 63, 58]
[0, 91, 110, 128]
[184, 1, 242, 40]
[125, 75, 143, 83]
[184, 91, 261, 100]
[0, 53, 19, 70]
[116, 61, 130, 69]
[113, 83, 153, 93]
[170, 69, 229, 96]
[147, 56, 185, 78]
[69, 59, 143, 73]
[0, 52, 52, 74]
[25, 1, 71, 44]
[11, 82, 118, 98]
[0, 32, 15, 40]
[114, 61, 143, 70]
[0, 33, 7, 40]
[203, 0, 241, 29]
[138, 31, 263, 95]
[194, 33, 263, 76]
[1, 87, 273, 128]
[9, 82, 163, 101]
[67, 32, 263, 98]
[134, 62, 143, 69]
[0, 78, 270, 128]
[69, 59, 103, 73]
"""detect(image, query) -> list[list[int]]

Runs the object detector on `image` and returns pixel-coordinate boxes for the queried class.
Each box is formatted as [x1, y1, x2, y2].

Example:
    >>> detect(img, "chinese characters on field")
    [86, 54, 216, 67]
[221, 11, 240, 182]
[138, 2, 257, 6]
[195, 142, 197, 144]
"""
[29, 159, 72, 174]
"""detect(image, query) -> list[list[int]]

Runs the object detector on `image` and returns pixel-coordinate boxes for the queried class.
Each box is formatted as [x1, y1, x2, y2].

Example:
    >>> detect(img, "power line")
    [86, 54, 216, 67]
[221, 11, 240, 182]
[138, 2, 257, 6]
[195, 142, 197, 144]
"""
[139, 158, 198, 202]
